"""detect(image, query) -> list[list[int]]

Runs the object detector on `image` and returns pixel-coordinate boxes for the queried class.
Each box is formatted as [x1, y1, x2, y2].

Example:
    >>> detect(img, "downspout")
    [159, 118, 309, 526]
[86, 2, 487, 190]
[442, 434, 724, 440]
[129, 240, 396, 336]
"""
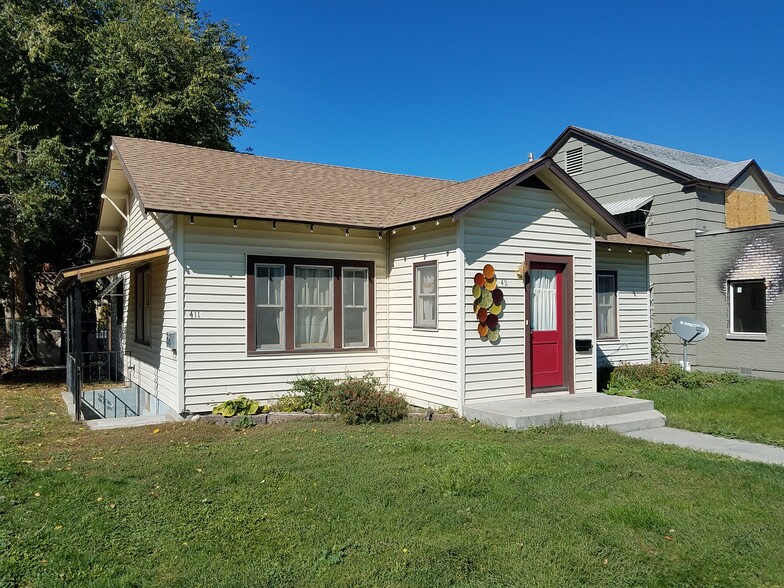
[590, 223, 597, 393]
[456, 218, 466, 416]
[385, 228, 392, 389]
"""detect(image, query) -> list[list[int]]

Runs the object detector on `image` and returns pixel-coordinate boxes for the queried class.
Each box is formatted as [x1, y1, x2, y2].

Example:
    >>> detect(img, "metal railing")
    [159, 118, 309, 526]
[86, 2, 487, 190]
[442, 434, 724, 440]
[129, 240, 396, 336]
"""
[66, 352, 81, 418]
[81, 351, 124, 385]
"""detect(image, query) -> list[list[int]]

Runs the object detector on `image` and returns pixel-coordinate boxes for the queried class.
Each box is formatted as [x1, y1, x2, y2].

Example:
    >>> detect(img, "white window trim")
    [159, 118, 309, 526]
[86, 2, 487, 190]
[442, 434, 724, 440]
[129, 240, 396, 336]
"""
[728, 279, 767, 336]
[413, 261, 438, 330]
[596, 270, 619, 340]
[254, 263, 286, 351]
[294, 264, 334, 349]
[342, 266, 369, 348]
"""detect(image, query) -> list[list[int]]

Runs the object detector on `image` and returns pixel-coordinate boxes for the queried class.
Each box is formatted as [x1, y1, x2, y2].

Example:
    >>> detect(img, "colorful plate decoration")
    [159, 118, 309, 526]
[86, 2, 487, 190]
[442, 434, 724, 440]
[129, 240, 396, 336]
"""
[487, 329, 500, 342]
[479, 289, 493, 309]
[483, 264, 495, 279]
[486, 313, 499, 330]
[492, 289, 504, 305]
[473, 272, 485, 287]
[489, 303, 502, 315]
[484, 277, 497, 291]
[478, 323, 489, 337]
[472, 284, 482, 299]
[477, 308, 488, 322]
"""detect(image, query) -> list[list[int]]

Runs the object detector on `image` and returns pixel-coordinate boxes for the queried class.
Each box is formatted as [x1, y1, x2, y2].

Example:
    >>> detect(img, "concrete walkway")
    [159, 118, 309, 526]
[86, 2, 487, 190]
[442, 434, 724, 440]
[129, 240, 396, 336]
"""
[626, 427, 784, 467]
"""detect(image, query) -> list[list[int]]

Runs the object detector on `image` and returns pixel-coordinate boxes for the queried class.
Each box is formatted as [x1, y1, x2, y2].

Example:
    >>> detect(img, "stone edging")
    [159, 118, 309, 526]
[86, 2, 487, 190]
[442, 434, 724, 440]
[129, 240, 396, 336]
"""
[195, 411, 456, 426]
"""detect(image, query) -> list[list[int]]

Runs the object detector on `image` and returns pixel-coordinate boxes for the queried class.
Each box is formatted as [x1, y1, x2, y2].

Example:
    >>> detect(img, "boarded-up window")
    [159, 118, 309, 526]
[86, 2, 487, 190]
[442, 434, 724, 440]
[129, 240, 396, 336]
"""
[730, 280, 766, 334]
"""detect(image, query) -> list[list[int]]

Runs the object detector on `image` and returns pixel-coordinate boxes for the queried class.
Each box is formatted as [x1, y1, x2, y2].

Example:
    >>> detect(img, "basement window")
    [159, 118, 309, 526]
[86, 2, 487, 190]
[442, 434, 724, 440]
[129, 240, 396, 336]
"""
[729, 280, 766, 335]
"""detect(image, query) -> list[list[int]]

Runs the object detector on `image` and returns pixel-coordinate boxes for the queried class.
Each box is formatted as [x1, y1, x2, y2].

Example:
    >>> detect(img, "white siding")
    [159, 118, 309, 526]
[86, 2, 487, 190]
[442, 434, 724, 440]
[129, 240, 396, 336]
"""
[388, 223, 459, 408]
[556, 137, 697, 362]
[119, 197, 179, 411]
[595, 250, 651, 365]
[462, 185, 596, 403]
[181, 218, 388, 412]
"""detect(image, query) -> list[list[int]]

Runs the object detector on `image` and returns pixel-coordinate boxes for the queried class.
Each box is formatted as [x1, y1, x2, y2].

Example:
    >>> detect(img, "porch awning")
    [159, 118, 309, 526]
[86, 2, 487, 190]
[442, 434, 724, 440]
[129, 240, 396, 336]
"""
[56, 247, 169, 287]
[602, 195, 654, 216]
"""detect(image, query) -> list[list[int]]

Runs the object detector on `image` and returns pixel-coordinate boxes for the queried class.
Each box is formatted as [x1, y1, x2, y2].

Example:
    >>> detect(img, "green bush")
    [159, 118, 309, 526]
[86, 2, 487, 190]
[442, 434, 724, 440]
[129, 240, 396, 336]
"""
[323, 373, 409, 425]
[606, 363, 744, 393]
[650, 324, 670, 362]
[276, 375, 337, 412]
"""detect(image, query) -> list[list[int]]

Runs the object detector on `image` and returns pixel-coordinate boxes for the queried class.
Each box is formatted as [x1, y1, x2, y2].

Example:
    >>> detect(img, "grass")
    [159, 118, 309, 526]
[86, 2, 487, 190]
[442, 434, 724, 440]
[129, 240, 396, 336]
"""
[619, 380, 784, 448]
[2, 380, 784, 586]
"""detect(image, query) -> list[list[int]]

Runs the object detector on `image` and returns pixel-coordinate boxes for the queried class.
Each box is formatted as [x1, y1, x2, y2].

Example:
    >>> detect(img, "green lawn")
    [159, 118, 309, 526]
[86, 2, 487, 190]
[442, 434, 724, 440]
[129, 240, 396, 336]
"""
[2, 381, 784, 587]
[619, 380, 784, 448]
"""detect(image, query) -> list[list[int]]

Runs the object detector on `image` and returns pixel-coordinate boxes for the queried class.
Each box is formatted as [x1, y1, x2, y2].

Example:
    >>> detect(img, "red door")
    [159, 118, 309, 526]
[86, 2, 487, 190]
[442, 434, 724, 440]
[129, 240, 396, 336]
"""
[530, 262, 564, 389]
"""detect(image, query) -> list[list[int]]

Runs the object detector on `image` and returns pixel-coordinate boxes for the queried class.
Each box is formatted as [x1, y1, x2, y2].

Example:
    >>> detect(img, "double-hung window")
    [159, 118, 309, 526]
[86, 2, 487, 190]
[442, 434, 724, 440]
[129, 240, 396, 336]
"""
[248, 256, 373, 353]
[134, 265, 151, 345]
[413, 261, 437, 329]
[729, 279, 766, 335]
[596, 271, 617, 339]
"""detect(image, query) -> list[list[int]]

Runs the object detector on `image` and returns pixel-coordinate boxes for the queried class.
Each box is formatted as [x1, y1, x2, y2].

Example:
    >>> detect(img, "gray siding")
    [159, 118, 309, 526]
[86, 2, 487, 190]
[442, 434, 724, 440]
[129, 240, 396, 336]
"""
[694, 225, 784, 378]
[556, 137, 696, 361]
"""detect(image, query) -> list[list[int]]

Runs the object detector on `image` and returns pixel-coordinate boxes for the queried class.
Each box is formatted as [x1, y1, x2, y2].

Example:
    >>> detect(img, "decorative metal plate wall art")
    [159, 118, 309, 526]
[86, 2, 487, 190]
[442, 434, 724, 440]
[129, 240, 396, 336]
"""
[473, 264, 504, 342]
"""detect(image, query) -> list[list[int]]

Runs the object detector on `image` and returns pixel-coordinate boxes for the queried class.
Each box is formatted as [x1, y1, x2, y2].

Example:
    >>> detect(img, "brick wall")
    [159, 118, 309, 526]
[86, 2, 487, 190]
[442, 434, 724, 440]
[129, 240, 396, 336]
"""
[694, 225, 784, 378]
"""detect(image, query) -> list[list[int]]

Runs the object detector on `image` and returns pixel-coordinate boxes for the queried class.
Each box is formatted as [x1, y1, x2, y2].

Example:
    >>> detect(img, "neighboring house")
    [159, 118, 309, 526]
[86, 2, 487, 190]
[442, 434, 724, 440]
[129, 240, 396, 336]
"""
[545, 127, 784, 377]
[58, 137, 679, 416]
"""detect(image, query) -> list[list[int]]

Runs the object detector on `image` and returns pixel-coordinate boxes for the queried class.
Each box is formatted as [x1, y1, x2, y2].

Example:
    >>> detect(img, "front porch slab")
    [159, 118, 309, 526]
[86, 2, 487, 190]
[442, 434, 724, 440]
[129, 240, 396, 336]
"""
[464, 393, 665, 432]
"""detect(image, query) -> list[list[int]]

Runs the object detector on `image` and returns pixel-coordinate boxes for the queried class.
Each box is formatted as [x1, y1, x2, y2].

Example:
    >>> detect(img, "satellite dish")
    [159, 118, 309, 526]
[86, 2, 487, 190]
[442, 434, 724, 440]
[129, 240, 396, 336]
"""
[672, 316, 709, 343]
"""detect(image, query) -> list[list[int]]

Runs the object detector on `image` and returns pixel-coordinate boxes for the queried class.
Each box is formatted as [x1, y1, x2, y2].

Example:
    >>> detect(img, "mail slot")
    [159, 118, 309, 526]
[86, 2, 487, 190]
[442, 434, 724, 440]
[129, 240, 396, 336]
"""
[575, 339, 593, 352]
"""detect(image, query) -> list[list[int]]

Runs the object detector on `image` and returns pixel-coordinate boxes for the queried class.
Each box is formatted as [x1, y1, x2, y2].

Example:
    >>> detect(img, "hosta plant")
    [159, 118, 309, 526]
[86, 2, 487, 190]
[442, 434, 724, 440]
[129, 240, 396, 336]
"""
[212, 396, 262, 418]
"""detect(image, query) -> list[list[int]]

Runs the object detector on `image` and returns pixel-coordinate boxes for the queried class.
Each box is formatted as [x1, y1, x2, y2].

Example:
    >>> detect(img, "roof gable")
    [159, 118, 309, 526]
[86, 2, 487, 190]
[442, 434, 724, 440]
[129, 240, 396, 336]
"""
[544, 126, 784, 200]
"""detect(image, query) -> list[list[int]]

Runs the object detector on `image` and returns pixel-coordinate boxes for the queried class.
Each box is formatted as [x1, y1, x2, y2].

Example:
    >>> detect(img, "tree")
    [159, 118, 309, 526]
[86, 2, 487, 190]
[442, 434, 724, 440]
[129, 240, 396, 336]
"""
[0, 0, 254, 334]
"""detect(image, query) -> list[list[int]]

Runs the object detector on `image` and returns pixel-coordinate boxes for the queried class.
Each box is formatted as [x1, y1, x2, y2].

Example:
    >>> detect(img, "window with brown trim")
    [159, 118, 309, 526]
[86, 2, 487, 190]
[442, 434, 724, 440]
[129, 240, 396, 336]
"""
[247, 256, 374, 354]
[134, 265, 151, 345]
[596, 271, 618, 339]
[413, 261, 437, 329]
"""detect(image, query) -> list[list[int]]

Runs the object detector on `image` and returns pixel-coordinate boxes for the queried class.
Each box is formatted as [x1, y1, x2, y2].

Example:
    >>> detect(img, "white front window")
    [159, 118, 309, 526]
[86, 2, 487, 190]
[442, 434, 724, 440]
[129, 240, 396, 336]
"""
[254, 264, 285, 350]
[414, 262, 437, 329]
[294, 266, 334, 348]
[342, 267, 369, 347]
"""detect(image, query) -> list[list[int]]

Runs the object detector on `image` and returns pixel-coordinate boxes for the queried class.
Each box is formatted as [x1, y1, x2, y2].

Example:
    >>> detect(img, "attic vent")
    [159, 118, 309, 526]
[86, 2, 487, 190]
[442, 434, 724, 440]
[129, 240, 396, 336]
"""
[565, 147, 584, 175]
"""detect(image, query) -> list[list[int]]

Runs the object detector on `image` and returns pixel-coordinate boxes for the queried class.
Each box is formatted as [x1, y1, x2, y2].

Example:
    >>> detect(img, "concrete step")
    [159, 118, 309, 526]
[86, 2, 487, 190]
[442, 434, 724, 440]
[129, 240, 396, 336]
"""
[464, 394, 656, 430]
[576, 409, 666, 433]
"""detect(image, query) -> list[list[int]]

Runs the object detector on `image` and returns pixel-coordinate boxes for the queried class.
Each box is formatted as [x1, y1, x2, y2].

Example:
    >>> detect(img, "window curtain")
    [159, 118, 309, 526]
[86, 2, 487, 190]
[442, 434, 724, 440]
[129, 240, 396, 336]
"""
[342, 268, 368, 347]
[295, 267, 333, 347]
[531, 269, 556, 331]
[255, 265, 284, 348]
[597, 274, 616, 338]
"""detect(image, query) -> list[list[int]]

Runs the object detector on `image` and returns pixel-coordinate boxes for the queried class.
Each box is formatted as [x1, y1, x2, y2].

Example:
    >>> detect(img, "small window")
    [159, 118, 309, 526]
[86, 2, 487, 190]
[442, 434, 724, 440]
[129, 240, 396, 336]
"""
[134, 266, 151, 345]
[596, 271, 617, 339]
[254, 264, 285, 350]
[565, 146, 584, 175]
[414, 261, 437, 329]
[343, 267, 369, 347]
[294, 266, 334, 348]
[730, 280, 766, 334]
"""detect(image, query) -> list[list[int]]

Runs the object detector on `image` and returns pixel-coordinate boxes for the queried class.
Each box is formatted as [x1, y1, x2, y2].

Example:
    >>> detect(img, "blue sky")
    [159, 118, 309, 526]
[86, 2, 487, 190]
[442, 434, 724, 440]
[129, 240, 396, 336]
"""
[199, 0, 784, 181]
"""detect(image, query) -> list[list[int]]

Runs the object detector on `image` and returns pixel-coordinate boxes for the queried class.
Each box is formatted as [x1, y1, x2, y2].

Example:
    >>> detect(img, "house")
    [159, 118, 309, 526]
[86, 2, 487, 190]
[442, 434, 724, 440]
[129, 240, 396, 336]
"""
[544, 127, 784, 378]
[57, 137, 681, 417]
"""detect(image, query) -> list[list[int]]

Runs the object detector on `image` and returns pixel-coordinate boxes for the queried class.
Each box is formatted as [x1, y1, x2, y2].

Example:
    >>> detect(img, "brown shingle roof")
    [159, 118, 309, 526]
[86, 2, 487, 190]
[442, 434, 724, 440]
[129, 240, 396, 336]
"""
[109, 136, 624, 234]
[595, 233, 689, 252]
[112, 136, 454, 228]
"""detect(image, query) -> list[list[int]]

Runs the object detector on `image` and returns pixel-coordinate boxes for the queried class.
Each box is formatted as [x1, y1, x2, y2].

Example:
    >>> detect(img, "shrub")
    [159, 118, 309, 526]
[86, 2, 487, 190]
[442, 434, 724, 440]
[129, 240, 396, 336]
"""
[276, 375, 337, 412]
[212, 396, 263, 417]
[323, 373, 409, 425]
[650, 324, 670, 362]
[606, 363, 744, 393]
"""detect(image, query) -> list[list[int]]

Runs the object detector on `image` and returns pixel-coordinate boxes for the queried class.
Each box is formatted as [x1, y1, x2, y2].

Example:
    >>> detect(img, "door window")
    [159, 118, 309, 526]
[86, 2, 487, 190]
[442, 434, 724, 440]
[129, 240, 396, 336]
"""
[530, 268, 557, 331]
